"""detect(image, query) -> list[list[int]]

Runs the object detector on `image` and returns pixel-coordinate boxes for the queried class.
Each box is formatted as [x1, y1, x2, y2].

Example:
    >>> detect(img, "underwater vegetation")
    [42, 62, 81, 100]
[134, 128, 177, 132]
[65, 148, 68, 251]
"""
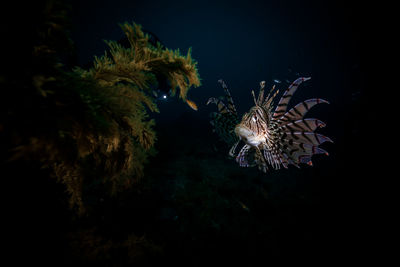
[1, 0, 200, 215]
[208, 78, 332, 172]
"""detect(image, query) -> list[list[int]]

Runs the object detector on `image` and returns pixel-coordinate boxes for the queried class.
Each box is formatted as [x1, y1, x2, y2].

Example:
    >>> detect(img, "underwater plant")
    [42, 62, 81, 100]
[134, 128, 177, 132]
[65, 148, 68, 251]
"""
[79, 22, 201, 107]
[1, 0, 201, 215]
[208, 78, 332, 172]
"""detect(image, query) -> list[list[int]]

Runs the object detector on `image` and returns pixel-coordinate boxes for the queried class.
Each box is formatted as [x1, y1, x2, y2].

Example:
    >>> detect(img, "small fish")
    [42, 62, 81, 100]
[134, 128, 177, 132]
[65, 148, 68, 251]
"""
[237, 200, 250, 212]
[186, 99, 198, 111]
[273, 79, 282, 84]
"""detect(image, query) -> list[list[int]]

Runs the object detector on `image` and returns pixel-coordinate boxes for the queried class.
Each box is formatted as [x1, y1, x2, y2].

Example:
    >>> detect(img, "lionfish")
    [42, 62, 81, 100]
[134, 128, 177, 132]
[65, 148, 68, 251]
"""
[207, 77, 332, 172]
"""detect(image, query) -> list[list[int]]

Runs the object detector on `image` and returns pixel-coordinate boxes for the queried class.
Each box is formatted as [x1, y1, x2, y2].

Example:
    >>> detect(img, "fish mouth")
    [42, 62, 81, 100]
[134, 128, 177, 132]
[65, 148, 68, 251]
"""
[235, 124, 265, 147]
[234, 125, 253, 142]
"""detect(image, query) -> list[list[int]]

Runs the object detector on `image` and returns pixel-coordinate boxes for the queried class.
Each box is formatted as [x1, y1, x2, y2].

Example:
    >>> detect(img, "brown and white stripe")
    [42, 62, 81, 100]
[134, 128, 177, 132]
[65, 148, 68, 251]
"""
[272, 77, 311, 120]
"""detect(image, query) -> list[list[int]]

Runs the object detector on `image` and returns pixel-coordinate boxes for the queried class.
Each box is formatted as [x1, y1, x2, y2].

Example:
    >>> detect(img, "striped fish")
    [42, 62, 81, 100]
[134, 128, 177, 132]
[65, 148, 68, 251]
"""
[219, 77, 332, 172]
[207, 79, 240, 147]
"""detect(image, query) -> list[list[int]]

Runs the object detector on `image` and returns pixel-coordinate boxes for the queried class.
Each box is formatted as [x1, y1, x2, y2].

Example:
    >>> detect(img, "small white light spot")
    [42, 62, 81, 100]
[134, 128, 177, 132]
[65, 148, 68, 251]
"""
[163, 95, 167, 99]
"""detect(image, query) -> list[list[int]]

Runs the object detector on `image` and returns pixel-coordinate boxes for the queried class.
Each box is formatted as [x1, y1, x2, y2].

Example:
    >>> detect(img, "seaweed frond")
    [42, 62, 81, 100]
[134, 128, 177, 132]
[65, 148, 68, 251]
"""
[2, 15, 201, 215]
[90, 22, 201, 100]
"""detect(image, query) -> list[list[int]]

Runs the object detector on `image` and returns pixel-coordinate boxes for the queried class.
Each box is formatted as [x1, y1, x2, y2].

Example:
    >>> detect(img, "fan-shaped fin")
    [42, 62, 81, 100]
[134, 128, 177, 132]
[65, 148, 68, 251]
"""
[263, 150, 278, 170]
[281, 118, 326, 132]
[255, 148, 268, 172]
[278, 98, 329, 123]
[278, 149, 297, 168]
[272, 77, 311, 119]
[293, 146, 328, 165]
[263, 85, 279, 110]
[282, 132, 333, 146]
[277, 142, 328, 167]
[236, 144, 252, 167]
[218, 79, 237, 115]
[206, 97, 230, 114]
[298, 155, 313, 165]
[257, 81, 266, 106]
[229, 140, 240, 157]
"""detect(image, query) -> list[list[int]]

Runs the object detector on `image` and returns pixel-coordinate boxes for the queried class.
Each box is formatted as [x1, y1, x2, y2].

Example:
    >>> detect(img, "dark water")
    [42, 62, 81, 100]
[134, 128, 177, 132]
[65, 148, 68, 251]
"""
[3, 0, 381, 265]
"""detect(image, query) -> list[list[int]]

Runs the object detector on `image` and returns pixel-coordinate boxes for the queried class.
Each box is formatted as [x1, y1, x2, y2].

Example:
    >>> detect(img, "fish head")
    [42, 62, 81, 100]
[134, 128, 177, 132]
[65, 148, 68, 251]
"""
[235, 106, 268, 147]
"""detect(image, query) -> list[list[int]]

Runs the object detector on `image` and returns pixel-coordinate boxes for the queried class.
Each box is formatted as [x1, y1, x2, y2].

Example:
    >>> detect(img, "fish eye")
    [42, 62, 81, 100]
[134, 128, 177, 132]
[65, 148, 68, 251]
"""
[252, 116, 257, 122]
